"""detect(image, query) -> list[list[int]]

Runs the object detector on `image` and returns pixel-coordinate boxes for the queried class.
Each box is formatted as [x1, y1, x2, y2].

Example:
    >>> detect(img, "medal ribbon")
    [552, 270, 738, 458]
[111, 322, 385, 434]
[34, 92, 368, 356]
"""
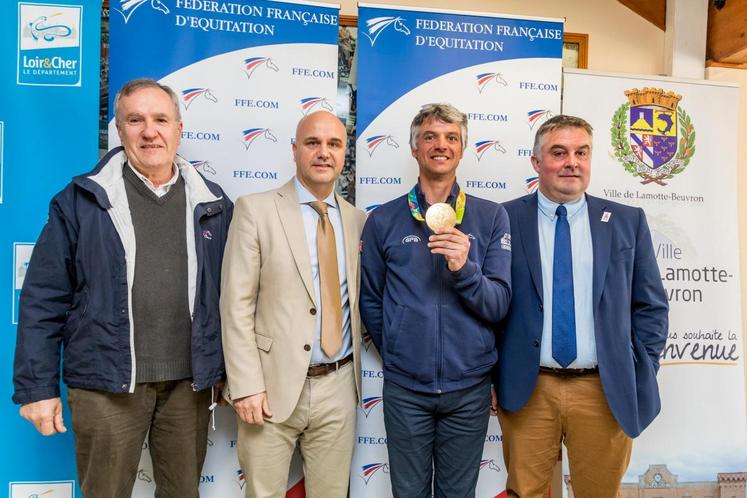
[407, 185, 465, 224]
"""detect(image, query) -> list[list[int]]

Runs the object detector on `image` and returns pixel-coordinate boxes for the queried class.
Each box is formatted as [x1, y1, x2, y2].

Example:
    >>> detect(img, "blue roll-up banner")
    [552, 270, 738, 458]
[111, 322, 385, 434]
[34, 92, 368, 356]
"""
[1, 1, 101, 497]
[355, 3, 564, 211]
[109, 1, 339, 496]
[109, 0, 340, 202]
[354, 4, 563, 497]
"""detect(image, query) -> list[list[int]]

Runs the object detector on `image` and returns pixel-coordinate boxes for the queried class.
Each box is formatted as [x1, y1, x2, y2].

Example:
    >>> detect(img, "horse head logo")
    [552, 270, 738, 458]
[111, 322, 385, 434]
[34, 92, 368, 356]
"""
[525, 176, 539, 193]
[479, 459, 502, 473]
[360, 396, 383, 417]
[364, 16, 410, 46]
[365, 135, 399, 156]
[360, 463, 390, 484]
[182, 88, 218, 110]
[114, 0, 170, 24]
[528, 109, 553, 130]
[474, 140, 507, 161]
[243, 57, 280, 79]
[190, 160, 217, 175]
[236, 469, 246, 489]
[476, 72, 508, 93]
[241, 128, 278, 150]
[299, 97, 334, 115]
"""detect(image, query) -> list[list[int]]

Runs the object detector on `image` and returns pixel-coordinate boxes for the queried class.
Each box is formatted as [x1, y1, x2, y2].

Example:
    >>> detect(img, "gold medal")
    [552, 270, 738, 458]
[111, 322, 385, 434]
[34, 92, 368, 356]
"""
[425, 203, 456, 231]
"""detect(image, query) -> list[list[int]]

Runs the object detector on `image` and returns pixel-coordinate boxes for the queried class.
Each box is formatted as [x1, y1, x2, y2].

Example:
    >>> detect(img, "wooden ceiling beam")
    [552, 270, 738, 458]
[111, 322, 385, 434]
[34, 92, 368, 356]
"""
[707, 0, 747, 64]
[617, 0, 666, 31]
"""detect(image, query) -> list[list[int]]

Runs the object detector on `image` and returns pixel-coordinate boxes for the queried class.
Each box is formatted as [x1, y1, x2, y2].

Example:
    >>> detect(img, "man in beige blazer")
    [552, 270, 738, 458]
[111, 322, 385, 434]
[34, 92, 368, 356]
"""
[220, 110, 366, 498]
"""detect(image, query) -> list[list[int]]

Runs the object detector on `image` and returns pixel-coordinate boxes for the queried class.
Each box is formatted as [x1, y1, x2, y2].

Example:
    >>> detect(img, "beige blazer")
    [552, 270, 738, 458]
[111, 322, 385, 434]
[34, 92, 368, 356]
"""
[220, 179, 366, 423]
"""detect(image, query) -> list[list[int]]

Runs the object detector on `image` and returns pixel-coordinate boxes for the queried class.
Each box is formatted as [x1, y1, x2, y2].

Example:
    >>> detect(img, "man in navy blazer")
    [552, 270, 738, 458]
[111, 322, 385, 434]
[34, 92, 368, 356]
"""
[494, 115, 668, 498]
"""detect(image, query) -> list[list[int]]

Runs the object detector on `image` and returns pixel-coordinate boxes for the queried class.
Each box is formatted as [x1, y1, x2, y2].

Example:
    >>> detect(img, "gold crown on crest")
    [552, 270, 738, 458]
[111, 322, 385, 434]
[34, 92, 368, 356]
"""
[624, 88, 682, 109]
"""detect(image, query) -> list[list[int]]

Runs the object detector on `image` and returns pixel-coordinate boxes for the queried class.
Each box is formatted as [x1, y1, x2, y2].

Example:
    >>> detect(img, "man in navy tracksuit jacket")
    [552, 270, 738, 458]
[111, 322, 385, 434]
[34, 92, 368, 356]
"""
[360, 103, 511, 498]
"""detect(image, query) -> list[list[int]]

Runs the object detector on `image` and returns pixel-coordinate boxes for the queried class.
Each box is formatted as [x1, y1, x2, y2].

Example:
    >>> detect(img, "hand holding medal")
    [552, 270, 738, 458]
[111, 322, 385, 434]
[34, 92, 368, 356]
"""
[408, 187, 471, 272]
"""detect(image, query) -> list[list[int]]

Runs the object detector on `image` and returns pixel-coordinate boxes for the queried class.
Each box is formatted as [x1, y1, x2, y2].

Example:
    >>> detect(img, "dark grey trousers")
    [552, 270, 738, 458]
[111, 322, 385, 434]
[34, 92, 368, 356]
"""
[68, 380, 211, 498]
[383, 376, 492, 498]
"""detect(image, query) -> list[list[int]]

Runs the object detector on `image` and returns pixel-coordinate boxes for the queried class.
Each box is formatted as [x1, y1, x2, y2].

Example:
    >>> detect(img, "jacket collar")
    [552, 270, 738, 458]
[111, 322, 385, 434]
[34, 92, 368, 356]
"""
[519, 192, 612, 313]
[74, 146, 221, 209]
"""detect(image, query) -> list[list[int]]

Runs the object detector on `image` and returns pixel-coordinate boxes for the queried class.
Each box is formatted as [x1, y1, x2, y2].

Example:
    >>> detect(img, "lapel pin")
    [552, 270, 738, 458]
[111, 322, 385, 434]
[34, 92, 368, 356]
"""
[601, 211, 611, 223]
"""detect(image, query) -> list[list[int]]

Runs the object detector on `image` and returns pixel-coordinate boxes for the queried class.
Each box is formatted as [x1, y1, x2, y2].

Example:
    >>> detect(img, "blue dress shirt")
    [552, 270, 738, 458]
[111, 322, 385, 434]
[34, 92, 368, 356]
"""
[537, 191, 597, 368]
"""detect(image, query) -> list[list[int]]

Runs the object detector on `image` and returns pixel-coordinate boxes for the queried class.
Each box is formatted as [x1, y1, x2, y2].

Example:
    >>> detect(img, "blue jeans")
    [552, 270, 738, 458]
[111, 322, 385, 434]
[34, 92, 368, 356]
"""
[383, 376, 491, 498]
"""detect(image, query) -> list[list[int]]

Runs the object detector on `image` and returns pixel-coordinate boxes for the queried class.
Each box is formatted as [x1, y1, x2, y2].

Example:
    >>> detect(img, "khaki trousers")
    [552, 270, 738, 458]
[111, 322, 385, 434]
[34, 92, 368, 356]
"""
[68, 380, 211, 498]
[237, 361, 357, 498]
[497, 371, 632, 498]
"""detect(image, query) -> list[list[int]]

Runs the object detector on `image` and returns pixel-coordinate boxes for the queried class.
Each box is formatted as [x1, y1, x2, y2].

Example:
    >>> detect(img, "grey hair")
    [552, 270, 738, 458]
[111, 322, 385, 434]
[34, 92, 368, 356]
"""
[409, 103, 468, 149]
[114, 78, 181, 129]
[532, 114, 593, 157]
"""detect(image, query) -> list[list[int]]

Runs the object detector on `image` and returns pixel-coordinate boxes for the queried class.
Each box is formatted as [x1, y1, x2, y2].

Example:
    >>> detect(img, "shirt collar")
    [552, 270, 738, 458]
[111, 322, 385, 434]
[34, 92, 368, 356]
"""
[415, 179, 460, 212]
[537, 190, 586, 221]
[293, 176, 338, 210]
[126, 161, 179, 190]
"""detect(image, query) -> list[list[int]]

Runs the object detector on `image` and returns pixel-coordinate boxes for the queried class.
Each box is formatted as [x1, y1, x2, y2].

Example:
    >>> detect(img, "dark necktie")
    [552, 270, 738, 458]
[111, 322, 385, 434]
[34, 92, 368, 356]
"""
[309, 201, 342, 357]
[552, 204, 577, 367]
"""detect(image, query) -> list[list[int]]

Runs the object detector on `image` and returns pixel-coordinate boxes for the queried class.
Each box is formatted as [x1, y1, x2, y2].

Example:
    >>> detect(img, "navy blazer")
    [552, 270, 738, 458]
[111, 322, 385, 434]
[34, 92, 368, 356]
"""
[495, 193, 668, 438]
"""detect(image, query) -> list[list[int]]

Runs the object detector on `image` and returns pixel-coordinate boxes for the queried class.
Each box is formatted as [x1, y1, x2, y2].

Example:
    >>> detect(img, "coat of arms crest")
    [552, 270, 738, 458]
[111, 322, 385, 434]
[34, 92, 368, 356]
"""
[611, 87, 695, 185]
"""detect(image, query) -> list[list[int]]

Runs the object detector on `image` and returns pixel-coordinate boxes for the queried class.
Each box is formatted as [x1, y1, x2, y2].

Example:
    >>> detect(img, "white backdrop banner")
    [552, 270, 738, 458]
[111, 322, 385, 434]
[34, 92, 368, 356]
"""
[354, 4, 564, 497]
[109, 1, 340, 496]
[562, 69, 746, 493]
[109, 0, 339, 201]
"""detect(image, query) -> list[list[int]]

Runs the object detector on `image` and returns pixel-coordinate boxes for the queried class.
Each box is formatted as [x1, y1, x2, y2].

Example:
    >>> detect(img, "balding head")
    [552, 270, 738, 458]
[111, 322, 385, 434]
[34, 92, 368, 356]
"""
[295, 111, 346, 144]
[292, 111, 347, 200]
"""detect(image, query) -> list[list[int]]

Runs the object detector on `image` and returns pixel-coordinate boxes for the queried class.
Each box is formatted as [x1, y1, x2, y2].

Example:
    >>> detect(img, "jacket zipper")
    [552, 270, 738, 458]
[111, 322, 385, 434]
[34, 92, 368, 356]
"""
[191, 202, 221, 391]
[436, 250, 443, 394]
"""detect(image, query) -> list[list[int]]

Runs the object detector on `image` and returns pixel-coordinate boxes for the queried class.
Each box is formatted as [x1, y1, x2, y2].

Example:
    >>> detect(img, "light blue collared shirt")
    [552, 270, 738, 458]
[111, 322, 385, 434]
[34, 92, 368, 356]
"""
[537, 190, 597, 368]
[293, 177, 352, 364]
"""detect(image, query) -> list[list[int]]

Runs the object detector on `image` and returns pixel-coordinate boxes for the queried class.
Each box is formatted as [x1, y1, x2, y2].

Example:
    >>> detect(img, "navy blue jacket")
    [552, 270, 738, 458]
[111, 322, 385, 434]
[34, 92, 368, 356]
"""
[13, 147, 233, 404]
[360, 191, 512, 393]
[495, 193, 668, 437]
